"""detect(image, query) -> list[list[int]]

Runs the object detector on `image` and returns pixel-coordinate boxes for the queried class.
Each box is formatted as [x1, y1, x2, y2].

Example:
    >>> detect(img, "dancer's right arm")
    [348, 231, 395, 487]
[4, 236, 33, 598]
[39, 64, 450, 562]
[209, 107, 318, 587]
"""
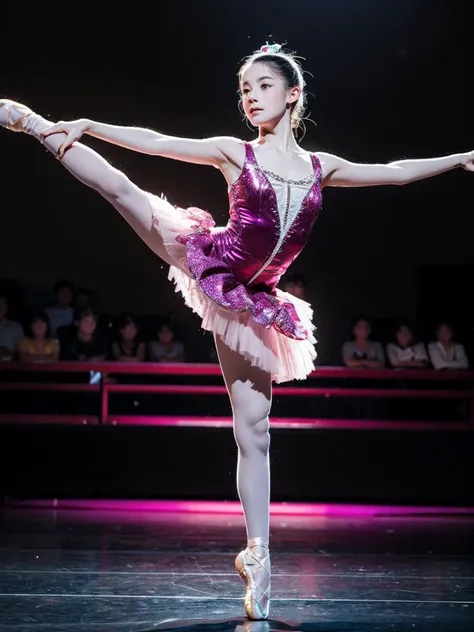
[41, 118, 242, 167]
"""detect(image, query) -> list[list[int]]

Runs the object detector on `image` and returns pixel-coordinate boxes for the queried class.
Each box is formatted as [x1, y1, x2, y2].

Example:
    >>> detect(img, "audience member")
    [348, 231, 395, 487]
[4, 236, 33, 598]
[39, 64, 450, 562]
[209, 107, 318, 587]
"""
[17, 312, 59, 363]
[111, 312, 146, 362]
[148, 320, 185, 362]
[386, 321, 429, 369]
[342, 314, 385, 368]
[0, 294, 24, 361]
[280, 272, 308, 299]
[46, 280, 75, 336]
[61, 307, 107, 362]
[74, 288, 93, 310]
[428, 321, 469, 370]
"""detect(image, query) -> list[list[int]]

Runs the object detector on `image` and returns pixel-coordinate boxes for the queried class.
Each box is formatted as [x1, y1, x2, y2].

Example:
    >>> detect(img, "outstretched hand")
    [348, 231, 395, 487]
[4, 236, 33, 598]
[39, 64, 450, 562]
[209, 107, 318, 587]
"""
[40, 118, 91, 159]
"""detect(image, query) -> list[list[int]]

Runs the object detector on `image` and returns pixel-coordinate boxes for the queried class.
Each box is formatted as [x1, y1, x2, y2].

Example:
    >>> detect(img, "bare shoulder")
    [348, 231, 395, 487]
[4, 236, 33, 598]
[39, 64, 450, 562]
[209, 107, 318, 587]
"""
[214, 136, 246, 167]
[312, 151, 348, 183]
[313, 150, 341, 171]
[213, 137, 247, 186]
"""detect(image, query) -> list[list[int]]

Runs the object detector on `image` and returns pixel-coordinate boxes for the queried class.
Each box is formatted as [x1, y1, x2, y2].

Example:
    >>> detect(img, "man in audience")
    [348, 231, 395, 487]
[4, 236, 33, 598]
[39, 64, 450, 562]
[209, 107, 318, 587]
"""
[46, 280, 75, 336]
[61, 307, 108, 384]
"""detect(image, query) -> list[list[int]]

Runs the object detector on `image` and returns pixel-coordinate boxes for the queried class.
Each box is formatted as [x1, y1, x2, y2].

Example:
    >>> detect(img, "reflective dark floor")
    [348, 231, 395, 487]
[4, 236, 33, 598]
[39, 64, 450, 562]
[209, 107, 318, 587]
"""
[0, 506, 473, 631]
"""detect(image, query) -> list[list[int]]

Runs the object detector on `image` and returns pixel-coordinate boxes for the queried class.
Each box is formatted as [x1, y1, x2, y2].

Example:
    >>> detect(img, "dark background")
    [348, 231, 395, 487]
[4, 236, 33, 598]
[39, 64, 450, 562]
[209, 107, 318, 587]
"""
[2, 0, 474, 362]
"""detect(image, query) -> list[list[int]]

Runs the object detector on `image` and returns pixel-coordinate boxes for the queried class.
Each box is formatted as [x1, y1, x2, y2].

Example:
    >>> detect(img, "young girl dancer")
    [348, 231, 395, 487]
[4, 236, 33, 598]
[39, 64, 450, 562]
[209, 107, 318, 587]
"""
[1, 43, 473, 620]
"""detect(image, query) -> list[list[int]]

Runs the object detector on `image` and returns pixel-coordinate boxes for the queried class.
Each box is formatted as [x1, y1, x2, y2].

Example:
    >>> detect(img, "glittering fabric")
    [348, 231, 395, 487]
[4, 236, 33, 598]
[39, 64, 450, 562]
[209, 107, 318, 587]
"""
[175, 143, 323, 340]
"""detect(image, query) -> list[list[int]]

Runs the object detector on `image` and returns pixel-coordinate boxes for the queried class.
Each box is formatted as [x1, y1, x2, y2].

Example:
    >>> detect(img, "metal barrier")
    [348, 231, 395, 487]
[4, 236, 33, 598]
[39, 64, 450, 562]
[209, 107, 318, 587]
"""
[0, 362, 473, 429]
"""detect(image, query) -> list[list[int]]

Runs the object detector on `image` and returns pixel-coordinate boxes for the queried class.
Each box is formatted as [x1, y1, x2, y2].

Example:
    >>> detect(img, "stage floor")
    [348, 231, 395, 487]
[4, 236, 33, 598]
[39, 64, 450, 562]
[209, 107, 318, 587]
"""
[0, 505, 473, 631]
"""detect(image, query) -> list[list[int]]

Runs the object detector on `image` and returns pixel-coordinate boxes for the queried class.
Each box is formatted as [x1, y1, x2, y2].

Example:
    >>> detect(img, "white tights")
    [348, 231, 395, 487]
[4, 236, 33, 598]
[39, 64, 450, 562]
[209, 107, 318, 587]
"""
[215, 335, 271, 541]
[5, 109, 271, 543]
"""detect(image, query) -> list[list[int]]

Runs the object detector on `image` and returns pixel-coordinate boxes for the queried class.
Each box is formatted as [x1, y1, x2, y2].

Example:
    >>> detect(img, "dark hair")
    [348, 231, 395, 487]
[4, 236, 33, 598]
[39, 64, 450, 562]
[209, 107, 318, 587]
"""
[74, 307, 96, 322]
[436, 320, 455, 333]
[53, 280, 75, 294]
[282, 272, 308, 288]
[394, 320, 412, 334]
[27, 312, 51, 338]
[75, 287, 91, 299]
[238, 46, 307, 137]
[158, 321, 174, 333]
[392, 320, 415, 345]
[351, 313, 372, 330]
[116, 312, 139, 330]
[155, 316, 176, 337]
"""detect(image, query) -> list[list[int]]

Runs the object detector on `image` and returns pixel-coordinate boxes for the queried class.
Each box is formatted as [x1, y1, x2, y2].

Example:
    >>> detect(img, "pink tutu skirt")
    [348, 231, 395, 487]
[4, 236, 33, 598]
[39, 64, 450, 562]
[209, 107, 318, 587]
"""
[147, 192, 317, 383]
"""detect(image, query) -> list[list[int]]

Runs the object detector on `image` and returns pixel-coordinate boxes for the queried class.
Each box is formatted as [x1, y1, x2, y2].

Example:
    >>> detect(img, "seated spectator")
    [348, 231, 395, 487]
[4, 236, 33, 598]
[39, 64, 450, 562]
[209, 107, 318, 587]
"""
[74, 288, 93, 310]
[111, 312, 146, 362]
[428, 321, 469, 370]
[18, 312, 59, 363]
[280, 272, 308, 299]
[61, 307, 107, 362]
[386, 321, 429, 369]
[0, 293, 24, 361]
[342, 314, 385, 368]
[148, 320, 185, 362]
[46, 280, 75, 336]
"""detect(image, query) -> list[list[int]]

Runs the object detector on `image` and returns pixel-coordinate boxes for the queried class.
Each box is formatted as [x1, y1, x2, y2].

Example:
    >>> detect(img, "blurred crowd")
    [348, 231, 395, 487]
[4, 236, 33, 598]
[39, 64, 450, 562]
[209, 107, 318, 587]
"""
[0, 274, 470, 372]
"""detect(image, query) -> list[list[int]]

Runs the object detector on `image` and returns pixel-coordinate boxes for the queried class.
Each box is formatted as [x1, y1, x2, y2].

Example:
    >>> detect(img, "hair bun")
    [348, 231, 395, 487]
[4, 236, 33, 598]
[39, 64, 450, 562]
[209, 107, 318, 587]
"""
[259, 43, 282, 54]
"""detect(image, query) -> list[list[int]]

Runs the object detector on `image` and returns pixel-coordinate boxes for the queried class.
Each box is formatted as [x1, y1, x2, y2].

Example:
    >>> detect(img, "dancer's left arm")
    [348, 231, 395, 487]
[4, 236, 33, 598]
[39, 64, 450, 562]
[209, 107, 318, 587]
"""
[319, 151, 474, 187]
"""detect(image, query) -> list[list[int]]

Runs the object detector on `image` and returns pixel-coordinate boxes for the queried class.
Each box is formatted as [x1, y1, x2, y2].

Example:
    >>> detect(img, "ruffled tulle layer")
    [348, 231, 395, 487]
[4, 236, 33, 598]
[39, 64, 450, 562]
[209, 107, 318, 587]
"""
[147, 192, 317, 383]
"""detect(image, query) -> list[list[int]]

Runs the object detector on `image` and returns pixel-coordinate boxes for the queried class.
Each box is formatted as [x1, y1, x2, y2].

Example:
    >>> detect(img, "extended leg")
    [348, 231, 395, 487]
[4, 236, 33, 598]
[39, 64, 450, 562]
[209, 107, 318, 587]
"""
[0, 100, 172, 264]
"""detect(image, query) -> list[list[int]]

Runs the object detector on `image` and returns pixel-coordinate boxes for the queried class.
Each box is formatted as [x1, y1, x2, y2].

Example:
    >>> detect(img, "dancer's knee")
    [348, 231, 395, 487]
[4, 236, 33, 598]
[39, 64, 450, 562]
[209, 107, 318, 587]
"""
[234, 413, 270, 456]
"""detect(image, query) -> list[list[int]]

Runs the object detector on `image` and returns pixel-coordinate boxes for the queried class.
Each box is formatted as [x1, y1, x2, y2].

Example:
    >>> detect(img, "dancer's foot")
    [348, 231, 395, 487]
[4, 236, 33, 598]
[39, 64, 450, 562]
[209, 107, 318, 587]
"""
[0, 99, 34, 132]
[235, 537, 271, 620]
[0, 99, 49, 138]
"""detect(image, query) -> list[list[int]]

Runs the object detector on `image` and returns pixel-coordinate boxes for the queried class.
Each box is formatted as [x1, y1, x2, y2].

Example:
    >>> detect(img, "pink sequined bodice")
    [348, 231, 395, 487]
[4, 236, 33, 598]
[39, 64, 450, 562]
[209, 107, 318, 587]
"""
[213, 143, 323, 291]
[177, 143, 323, 340]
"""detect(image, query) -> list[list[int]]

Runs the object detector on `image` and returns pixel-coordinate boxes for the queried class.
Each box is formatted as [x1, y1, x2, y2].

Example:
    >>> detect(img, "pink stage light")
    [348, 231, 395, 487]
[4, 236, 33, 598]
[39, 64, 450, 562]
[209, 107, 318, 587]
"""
[6, 498, 474, 516]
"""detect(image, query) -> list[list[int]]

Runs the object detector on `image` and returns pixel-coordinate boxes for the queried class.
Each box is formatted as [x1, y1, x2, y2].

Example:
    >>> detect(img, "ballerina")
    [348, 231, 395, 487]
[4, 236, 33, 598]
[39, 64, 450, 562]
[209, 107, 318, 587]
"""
[1, 42, 473, 620]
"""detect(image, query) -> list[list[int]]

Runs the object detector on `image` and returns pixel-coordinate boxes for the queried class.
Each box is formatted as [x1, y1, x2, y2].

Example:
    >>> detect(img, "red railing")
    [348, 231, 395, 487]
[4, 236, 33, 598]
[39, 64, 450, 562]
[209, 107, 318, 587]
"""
[0, 362, 473, 430]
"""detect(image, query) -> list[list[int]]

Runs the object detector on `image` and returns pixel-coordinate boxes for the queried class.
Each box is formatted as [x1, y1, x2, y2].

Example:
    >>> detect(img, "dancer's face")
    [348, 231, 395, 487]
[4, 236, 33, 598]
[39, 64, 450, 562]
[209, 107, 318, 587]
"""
[240, 62, 299, 129]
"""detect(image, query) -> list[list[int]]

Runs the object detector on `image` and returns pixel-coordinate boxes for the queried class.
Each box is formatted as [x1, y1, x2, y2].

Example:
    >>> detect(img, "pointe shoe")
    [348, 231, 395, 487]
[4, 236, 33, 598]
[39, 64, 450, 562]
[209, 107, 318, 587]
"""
[235, 537, 271, 620]
[0, 99, 34, 132]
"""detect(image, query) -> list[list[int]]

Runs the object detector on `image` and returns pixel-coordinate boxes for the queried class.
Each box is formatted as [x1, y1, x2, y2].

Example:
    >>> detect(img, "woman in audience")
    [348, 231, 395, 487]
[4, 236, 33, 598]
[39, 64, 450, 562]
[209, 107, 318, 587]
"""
[342, 314, 385, 369]
[148, 320, 185, 363]
[17, 312, 59, 363]
[386, 321, 429, 368]
[428, 321, 469, 370]
[111, 312, 146, 362]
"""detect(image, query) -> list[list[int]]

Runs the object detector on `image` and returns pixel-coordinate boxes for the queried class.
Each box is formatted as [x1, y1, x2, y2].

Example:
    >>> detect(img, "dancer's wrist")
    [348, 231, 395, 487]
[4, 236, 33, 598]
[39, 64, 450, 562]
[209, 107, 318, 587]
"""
[83, 118, 95, 134]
